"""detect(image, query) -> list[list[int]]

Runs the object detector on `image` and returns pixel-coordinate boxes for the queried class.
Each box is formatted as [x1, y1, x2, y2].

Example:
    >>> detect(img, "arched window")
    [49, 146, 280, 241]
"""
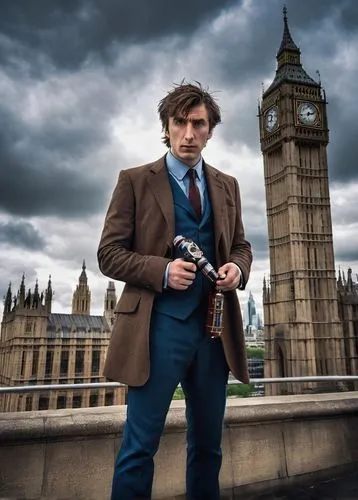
[277, 344, 285, 378]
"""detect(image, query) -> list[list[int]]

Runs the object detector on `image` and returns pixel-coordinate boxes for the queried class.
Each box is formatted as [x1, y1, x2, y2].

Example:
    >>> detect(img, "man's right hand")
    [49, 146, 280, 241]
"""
[167, 258, 197, 290]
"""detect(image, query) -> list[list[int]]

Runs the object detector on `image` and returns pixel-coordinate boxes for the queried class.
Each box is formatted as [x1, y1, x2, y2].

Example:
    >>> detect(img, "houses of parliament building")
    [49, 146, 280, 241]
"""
[0, 262, 126, 412]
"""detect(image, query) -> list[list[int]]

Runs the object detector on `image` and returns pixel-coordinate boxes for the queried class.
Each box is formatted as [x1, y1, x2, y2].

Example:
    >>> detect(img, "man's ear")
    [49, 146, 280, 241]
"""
[207, 130, 213, 140]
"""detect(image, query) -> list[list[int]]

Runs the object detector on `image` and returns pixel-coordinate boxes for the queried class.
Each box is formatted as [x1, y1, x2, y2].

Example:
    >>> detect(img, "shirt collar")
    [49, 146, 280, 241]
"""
[166, 149, 203, 181]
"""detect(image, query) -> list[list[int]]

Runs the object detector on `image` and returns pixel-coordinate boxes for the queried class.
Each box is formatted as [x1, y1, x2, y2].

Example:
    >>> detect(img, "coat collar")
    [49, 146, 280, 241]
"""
[147, 156, 175, 247]
[146, 155, 225, 251]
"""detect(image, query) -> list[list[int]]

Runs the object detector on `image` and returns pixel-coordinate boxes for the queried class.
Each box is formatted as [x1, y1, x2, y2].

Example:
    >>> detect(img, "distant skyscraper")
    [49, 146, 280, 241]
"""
[247, 291, 257, 328]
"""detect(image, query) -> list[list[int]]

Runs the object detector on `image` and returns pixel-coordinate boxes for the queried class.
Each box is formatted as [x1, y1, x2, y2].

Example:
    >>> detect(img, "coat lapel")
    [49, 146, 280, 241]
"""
[146, 156, 175, 247]
[146, 157, 225, 254]
[204, 162, 225, 253]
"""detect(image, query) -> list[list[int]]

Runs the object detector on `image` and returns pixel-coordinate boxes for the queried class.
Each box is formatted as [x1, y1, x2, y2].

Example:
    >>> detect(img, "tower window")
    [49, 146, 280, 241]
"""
[25, 396, 32, 411]
[17, 397, 23, 411]
[20, 351, 26, 376]
[60, 350, 69, 376]
[91, 350, 100, 376]
[277, 344, 285, 378]
[25, 320, 33, 334]
[45, 350, 54, 376]
[57, 396, 67, 409]
[39, 397, 49, 410]
[72, 395, 82, 408]
[89, 393, 98, 407]
[105, 391, 114, 406]
[75, 350, 85, 375]
[32, 350, 39, 377]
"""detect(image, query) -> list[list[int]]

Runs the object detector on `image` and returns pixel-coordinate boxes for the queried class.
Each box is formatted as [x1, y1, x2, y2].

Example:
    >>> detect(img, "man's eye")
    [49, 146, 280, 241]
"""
[174, 118, 185, 125]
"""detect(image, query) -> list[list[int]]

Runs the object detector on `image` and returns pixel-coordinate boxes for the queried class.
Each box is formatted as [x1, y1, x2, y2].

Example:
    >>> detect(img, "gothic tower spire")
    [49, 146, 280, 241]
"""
[347, 268, 353, 293]
[19, 274, 25, 308]
[45, 275, 53, 313]
[72, 260, 91, 315]
[264, 5, 318, 97]
[32, 280, 40, 309]
[104, 281, 117, 328]
[263, 276, 267, 301]
[278, 5, 299, 59]
[337, 268, 344, 292]
[80, 259, 87, 280]
[4, 282, 12, 313]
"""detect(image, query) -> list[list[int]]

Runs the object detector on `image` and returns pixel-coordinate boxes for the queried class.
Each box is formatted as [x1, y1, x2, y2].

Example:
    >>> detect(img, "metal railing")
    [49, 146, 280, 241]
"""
[1, 375, 358, 394]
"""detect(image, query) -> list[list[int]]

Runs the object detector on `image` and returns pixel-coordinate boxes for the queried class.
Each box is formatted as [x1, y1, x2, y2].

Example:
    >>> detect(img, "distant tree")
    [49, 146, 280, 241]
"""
[173, 387, 185, 400]
[172, 383, 256, 400]
[227, 383, 255, 398]
[246, 347, 264, 359]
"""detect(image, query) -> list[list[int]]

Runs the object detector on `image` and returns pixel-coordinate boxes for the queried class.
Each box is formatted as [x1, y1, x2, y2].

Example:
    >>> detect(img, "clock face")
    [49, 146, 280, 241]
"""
[264, 106, 279, 132]
[297, 102, 319, 125]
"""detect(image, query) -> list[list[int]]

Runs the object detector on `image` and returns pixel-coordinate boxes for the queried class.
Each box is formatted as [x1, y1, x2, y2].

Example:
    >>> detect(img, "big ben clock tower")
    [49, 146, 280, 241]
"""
[259, 7, 346, 394]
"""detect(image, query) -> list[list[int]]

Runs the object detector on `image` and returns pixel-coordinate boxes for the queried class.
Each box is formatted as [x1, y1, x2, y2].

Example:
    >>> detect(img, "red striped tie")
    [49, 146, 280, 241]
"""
[188, 169, 201, 221]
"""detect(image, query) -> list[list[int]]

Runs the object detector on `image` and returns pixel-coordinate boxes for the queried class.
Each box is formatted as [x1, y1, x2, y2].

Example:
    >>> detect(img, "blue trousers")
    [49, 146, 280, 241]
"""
[111, 308, 229, 500]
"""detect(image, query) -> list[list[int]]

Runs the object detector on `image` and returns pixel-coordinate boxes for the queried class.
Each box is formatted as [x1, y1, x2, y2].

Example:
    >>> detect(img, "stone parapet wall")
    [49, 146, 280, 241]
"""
[1, 393, 358, 499]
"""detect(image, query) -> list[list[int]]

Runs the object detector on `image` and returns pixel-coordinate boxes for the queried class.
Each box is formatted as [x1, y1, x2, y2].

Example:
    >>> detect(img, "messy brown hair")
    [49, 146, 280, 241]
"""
[158, 81, 221, 147]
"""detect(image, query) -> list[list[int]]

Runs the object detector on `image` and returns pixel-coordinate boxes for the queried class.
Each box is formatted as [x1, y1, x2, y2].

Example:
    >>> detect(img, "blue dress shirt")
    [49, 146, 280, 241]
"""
[166, 149, 206, 212]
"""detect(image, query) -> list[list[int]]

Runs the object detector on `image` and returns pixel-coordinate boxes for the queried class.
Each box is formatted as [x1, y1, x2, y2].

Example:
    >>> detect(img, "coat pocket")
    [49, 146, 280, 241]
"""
[114, 293, 141, 314]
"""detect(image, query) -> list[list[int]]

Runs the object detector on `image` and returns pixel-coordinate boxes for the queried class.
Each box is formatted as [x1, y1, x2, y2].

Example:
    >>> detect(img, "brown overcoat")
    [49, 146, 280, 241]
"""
[98, 156, 252, 386]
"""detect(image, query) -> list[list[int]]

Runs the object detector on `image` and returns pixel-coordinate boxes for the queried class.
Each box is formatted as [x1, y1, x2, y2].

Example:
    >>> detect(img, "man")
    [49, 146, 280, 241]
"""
[98, 82, 252, 500]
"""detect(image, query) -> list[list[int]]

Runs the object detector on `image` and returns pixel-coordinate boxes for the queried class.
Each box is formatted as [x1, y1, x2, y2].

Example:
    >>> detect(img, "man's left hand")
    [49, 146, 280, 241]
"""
[216, 263, 241, 291]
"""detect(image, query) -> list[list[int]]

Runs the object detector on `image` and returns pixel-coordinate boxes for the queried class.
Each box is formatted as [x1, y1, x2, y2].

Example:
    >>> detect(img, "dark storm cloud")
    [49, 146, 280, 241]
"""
[0, 153, 107, 218]
[336, 249, 358, 264]
[210, 0, 358, 89]
[0, 97, 114, 217]
[0, 0, 242, 71]
[0, 267, 38, 297]
[287, 0, 358, 185]
[2, 0, 356, 74]
[0, 166, 105, 218]
[1, 0, 358, 222]
[327, 100, 358, 183]
[246, 230, 269, 261]
[211, 0, 358, 181]
[281, 0, 358, 33]
[0, 220, 46, 250]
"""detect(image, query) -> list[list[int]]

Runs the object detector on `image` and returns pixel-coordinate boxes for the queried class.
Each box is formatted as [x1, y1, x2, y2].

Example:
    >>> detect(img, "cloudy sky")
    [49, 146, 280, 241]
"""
[1, 0, 358, 320]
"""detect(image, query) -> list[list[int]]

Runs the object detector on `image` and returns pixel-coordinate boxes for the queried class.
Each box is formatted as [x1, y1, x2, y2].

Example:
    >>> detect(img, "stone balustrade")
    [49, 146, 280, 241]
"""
[1, 392, 358, 499]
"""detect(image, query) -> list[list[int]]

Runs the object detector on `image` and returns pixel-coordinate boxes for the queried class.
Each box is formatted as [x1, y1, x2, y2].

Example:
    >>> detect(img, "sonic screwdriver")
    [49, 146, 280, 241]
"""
[173, 235, 224, 338]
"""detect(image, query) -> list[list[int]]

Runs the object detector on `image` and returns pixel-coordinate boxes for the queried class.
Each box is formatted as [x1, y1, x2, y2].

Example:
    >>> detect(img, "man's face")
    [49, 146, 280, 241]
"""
[167, 103, 212, 167]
